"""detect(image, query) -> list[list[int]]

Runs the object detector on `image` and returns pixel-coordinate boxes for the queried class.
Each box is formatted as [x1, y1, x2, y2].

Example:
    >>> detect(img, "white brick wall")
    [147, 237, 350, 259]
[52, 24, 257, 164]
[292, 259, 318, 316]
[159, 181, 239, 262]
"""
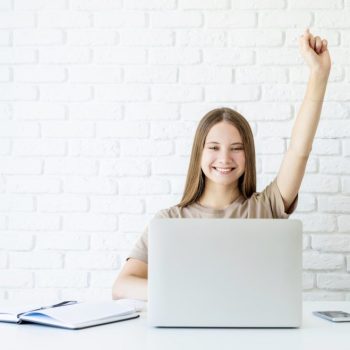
[1, 0, 350, 302]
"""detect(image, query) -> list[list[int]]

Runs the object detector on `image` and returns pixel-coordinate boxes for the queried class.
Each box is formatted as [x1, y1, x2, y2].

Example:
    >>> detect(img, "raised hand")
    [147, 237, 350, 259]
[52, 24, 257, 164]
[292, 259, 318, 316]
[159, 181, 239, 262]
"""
[298, 28, 331, 78]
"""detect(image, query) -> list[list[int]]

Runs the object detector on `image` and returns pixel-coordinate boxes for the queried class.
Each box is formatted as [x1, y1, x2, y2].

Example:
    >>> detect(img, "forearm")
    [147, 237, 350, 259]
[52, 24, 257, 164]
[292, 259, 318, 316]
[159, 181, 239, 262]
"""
[289, 69, 329, 156]
[112, 275, 148, 301]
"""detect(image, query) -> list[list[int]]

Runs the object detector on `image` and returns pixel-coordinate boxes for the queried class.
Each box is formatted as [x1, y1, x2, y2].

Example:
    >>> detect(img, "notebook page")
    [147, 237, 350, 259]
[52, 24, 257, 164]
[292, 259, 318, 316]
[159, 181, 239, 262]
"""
[24, 301, 135, 325]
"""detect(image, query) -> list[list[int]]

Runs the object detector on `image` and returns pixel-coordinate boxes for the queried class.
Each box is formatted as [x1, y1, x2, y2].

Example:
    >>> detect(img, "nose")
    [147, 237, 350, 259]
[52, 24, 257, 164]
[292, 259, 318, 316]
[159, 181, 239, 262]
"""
[218, 149, 233, 164]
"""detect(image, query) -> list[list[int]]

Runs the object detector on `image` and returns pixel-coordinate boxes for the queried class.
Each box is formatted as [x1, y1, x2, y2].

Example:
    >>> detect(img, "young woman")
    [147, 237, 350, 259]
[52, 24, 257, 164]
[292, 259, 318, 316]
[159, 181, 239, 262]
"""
[112, 29, 331, 301]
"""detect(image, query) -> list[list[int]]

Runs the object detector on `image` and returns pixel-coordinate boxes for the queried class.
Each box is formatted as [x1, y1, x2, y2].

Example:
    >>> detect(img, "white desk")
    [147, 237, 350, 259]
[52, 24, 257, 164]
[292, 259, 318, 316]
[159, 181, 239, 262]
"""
[1, 302, 350, 350]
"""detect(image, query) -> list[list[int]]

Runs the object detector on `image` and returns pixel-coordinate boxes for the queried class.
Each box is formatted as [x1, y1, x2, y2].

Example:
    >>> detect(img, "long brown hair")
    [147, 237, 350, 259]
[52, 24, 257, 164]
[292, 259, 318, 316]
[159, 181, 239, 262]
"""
[177, 107, 256, 208]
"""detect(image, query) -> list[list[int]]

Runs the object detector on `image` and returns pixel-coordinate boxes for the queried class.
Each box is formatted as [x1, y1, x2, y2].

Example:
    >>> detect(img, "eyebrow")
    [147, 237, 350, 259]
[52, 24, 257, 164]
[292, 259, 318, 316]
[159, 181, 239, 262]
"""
[206, 142, 243, 145]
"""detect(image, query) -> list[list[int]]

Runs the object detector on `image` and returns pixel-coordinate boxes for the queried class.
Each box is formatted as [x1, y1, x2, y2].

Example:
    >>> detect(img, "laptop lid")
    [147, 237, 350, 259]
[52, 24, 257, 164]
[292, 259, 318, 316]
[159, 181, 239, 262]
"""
[148, 219, 302, 328]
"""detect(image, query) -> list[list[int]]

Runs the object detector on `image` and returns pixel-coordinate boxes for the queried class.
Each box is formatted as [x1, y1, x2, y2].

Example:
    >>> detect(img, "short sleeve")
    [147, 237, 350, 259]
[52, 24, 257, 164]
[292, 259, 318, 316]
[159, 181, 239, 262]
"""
[259, 177, 298, 218]
[126, 209, 171, 264]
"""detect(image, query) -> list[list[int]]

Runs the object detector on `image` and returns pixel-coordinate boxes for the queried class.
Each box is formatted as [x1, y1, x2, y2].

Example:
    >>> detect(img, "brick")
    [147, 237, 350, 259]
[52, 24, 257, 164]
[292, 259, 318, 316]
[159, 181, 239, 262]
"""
[0, 270, 33, 287]
[36, 270, 88, 288]
[318, 195, 350, 213]
[289, 0, 342, 8]
[260, 11, 312, 28]
[236, 67, 288, 84]
[228, 28, 283, 47]
[149, 48, 201, 64]
[205, 85, 260, 102]
[317, 120, 350, 139]
[0, 0, 11, 10]
[0, 67, 10, 82]
[14, 0, 66, 10]
[180, 103, 228, 121]
[14, 29, 64, 45]
[206, 12, 256, 28]
[343, 140, 350, 156]
[338, 216, 350, 232]
[317, 273, 350, 290]
[41, 121, 94, 137]
[124, 0, 176, 10]
[312, 234, 350, 252]
[0, 11, 35, 28]
[10, 252, 63, 269]
[68, 140, 120, 157]
[153, 156, 189, 175]
[69, 103, 122, 120]
[100, 159, 150, 176]
[0, 85, 37, 101]
[177, 30, 226, 47]
[0, 139, 11, 155]
[124, 103, 178, 120]
[0, 48, 36, 63]
[37, 194, 88, 212]
[121, 140, 173, 156]
[178, 0, 229, 9]
[14, 66, 66, 82]
[13, 139, 66, 156]
[175, 138, 192, 156]
[90, 271, 119, 288]
[40, 47, 91, 64]
[40, 85, 92, 102]
[63, 176, 116, 194]
[65, 252, 119, 269]
[90, 196, 143, 214]
[124, 66, 177, 83]
[93, 11, 146, 28]
[0, 230, 34, 251]
[180, 66, 232, 84]
[0, 252, 7, 268]
[0, 103, 12, 120]
[60, 288, 112, 300]
[316, 11, 350, 28]
[0, 30, 10, 45]
[45, 158, 97, 175]
[68, 66, 122, 83]
[0, 121, 39, 137]
[95, 85, 149, 102]
[151, 121, 196, 139]
[255, 138, 285, 154]
[151, 11, 202, 27]
[292, 213, 336, 233]
[342, 177, 350, 194]
[303, 251, 344, 270]
[145, 195, 180, 213]
[67, 29, 116, 46]
[262, 84, 305, 101]
[36, 233, 89, 250]
[300, 175, 339, 193]
[295, 194, 316, 212]
[37, 11, 91, 27]
[13, 102, 65, 120]
[0, 194, 34, 212]
[7, 289, 59, 303]
[312, 139, 340, 155]
[91, 233, 131, 251]
[229, 0, 285, 9]
[8, 213, 60, 231]
[63, 214, 117, 231]
[94, 48, 146, 64]
[303, 292, 345, 301]
[0, 157, 42, 174]
[262, 155, 317, 173]
[119, 30, 173, 46]
[70, 0, 122, 10]
[258, 48, 302, 65]
[320, 157, 350, 175]
[325, 81, 350, 99]
[6, 176, 60, 194]
[118, 178, 170, 195]
[96, 121, 148, 138]
[153, 85, 202, 102]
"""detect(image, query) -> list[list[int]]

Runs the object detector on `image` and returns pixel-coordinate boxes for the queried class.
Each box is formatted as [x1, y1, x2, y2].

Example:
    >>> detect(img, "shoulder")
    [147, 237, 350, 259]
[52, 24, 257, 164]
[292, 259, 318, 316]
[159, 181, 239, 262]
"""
[154, 204, 182, 219]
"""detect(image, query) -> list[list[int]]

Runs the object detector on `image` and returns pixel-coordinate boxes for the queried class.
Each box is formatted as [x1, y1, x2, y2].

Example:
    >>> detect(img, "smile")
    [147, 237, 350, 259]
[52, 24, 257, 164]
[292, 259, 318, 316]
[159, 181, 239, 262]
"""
[213, 167, 235, 174]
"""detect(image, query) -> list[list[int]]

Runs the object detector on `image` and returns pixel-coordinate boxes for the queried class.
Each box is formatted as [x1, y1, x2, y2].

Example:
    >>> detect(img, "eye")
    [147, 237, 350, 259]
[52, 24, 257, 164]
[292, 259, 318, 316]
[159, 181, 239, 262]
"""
[232, 147, 244, 152]
[209, 146, 219, 150]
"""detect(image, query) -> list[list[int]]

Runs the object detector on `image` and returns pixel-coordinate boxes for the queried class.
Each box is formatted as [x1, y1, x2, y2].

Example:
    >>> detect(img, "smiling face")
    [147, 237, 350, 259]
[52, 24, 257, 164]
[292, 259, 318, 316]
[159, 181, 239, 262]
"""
[201, 121, 246, 187]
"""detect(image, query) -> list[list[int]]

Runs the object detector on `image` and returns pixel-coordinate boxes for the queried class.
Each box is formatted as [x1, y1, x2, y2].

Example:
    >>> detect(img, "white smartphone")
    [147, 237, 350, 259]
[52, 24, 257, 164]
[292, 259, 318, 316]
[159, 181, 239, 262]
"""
[313, 311, 350, 322]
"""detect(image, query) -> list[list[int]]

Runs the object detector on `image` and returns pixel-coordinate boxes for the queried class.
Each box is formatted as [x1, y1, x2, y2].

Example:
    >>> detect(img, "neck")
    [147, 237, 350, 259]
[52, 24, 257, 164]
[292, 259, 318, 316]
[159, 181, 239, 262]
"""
[198, 180, 241, 210]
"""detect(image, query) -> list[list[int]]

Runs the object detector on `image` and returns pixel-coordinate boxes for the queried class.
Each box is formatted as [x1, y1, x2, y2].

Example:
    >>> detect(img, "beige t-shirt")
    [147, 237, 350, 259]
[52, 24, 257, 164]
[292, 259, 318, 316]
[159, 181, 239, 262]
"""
[127, 177, 298, 264]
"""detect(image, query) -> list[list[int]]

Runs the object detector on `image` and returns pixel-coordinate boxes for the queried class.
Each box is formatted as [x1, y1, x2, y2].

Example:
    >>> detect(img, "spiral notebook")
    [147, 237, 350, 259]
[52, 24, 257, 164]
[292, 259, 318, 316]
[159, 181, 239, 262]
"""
[0, 299, 143, 330]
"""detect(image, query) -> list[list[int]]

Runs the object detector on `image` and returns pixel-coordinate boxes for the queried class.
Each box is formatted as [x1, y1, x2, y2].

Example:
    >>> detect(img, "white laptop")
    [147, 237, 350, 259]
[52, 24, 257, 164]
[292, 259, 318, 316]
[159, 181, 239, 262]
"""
[148, 218, 302, 328]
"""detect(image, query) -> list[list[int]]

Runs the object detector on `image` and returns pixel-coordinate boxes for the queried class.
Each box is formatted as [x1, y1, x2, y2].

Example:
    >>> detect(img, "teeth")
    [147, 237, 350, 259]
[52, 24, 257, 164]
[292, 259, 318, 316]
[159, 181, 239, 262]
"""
[215, 167, 233, 173]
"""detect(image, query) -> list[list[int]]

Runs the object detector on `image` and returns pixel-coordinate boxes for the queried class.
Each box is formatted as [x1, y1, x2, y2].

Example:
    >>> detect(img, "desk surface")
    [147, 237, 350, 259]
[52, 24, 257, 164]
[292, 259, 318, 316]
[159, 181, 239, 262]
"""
[1, 302, 350, 350]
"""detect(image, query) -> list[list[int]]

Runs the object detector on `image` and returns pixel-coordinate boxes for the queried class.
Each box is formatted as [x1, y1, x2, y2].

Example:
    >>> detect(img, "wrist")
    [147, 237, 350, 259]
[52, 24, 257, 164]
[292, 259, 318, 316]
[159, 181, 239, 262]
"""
[309, 67, 330, 81]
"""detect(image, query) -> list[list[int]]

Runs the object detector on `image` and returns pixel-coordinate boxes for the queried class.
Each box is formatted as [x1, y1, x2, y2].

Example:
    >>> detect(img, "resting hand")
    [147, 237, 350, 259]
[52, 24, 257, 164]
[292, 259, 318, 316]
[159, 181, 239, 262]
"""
[298, 28, 331, 78]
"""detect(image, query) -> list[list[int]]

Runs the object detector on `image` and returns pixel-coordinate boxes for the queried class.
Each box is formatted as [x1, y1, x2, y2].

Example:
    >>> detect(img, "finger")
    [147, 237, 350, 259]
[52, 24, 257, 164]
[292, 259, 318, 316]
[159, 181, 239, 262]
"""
[314, 36, 322, 54]
[321, 39, 328, 53]
[299, 28, 312, 50]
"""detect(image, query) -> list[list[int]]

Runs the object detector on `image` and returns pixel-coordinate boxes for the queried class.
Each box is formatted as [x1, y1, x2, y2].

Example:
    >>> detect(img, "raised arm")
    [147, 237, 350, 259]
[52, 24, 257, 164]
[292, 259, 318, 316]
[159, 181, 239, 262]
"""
[277, 29, 331, 212]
